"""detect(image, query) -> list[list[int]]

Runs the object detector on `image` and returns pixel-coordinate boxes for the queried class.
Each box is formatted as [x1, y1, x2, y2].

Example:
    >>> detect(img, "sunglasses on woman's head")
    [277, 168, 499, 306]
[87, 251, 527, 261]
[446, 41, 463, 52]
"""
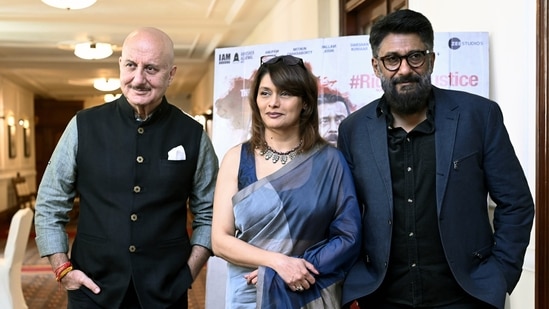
[260, 55, 306, 69]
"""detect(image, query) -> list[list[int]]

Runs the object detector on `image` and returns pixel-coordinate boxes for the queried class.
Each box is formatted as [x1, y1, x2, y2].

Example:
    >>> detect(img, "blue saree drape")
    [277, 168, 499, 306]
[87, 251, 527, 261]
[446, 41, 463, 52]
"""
[226, 143, 362, 308]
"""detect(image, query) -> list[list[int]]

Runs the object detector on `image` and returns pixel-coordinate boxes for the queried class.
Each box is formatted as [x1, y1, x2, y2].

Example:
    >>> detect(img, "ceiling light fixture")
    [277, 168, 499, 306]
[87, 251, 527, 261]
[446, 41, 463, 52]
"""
[94, 78, 120, 92]
[104, 94, 122, 102]
[74, 42, 113, 60]
[41, 0, 97, 10]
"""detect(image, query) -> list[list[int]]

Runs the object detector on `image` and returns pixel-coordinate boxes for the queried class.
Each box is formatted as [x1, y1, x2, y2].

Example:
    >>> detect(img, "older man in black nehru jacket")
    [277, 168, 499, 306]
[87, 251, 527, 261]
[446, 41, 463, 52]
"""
[34, 27, 218, 309]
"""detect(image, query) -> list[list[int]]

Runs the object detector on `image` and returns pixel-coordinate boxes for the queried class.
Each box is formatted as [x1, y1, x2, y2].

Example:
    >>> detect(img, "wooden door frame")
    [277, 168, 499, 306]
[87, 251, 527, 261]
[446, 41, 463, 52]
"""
[536, 0, 548, 308]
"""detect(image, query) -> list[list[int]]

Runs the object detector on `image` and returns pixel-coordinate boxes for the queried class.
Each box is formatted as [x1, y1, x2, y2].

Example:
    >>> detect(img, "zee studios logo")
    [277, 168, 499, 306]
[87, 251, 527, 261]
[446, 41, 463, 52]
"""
[448, 37, 484, 50]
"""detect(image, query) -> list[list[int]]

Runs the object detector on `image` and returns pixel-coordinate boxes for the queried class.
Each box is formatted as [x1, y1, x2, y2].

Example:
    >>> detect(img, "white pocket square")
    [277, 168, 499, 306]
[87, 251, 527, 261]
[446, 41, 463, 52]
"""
[168, 145, 186, 161]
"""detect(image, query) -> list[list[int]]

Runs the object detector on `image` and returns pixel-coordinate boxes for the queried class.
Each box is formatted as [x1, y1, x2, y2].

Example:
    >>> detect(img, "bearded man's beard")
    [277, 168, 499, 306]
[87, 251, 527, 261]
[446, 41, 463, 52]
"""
[381, 71, 432, 115]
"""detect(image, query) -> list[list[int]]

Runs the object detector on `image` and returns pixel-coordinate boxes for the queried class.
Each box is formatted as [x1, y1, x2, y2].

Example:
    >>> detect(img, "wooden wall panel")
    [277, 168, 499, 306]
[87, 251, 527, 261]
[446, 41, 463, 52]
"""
[34, 99, 83, 185]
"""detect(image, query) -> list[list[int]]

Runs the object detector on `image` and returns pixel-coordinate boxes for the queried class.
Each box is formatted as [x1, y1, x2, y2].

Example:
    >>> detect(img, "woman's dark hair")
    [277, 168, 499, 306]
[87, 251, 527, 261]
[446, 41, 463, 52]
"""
[369, 9, 434, 57]
[248, 55, 324, 152]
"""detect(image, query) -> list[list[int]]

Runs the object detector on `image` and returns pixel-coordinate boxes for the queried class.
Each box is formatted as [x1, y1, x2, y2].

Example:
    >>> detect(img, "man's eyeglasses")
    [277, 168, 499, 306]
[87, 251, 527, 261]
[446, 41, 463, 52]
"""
[377, 50, 432, 72]
[260, 55, 306, 69]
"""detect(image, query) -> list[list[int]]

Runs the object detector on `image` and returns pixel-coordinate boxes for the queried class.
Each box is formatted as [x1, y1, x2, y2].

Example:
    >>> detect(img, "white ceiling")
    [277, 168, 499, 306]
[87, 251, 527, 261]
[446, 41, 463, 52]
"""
[0, 0, 278, 102]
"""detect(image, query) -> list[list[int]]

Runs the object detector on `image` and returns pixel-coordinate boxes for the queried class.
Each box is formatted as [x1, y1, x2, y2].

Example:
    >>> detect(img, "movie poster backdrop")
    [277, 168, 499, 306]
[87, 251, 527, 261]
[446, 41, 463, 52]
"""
[212, 33, 489, 159]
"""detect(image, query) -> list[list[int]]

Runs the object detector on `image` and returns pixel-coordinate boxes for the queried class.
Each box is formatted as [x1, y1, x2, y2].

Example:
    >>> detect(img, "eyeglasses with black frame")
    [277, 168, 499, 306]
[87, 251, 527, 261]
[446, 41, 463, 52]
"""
[377, 50, 432, 72]
[260, 55, 306, 69]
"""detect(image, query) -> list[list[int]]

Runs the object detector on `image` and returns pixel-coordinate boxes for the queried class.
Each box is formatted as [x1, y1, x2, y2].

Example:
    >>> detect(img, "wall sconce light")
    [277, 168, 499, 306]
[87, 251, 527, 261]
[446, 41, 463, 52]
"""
[7, 115, 15, 127]
[18, 119, 30, 128]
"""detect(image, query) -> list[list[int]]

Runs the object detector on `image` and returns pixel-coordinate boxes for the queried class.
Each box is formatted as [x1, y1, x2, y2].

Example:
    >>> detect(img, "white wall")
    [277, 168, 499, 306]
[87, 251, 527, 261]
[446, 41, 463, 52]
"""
[410, 1, 536, 308]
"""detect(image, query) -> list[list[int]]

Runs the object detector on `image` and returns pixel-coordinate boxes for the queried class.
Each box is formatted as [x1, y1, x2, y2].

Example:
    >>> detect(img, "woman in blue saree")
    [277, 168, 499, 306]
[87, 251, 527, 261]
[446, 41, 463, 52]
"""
[212, 55, 362, 308]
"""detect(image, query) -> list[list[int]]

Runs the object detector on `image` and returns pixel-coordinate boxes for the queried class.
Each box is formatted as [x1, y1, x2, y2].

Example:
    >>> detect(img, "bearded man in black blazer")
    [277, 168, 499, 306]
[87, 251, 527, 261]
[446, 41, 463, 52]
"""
[339, 9, 534, 309]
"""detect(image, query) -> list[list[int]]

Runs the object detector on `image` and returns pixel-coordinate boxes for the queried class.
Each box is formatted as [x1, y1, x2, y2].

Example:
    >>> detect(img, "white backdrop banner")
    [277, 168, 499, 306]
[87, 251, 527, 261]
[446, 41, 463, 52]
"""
[212, 33, 489, 159]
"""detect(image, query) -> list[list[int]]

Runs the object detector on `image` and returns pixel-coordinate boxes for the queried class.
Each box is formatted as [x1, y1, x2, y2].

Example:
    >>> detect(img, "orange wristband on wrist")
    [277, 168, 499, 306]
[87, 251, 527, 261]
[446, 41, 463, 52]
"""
[54, 261, 73, 282]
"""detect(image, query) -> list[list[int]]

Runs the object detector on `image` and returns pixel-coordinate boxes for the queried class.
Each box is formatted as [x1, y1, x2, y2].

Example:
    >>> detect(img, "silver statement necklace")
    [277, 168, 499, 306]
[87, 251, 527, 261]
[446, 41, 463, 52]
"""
[259, 140, 303, 164]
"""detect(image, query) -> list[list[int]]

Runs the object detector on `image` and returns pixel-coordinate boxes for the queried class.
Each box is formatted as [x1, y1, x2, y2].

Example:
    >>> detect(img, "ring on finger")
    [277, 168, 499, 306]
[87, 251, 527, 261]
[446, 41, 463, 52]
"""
[296, 285, 304, 291]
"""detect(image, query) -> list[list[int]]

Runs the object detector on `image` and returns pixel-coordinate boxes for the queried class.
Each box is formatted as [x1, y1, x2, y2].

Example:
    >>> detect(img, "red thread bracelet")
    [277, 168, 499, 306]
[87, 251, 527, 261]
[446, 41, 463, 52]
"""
[54, 261, 73, 282]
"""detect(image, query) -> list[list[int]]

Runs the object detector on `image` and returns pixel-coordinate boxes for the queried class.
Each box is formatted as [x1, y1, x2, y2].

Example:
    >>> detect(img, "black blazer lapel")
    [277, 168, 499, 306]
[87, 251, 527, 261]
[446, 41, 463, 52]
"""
[366, 109, 394, 216]
[433, 88, 460, 215]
